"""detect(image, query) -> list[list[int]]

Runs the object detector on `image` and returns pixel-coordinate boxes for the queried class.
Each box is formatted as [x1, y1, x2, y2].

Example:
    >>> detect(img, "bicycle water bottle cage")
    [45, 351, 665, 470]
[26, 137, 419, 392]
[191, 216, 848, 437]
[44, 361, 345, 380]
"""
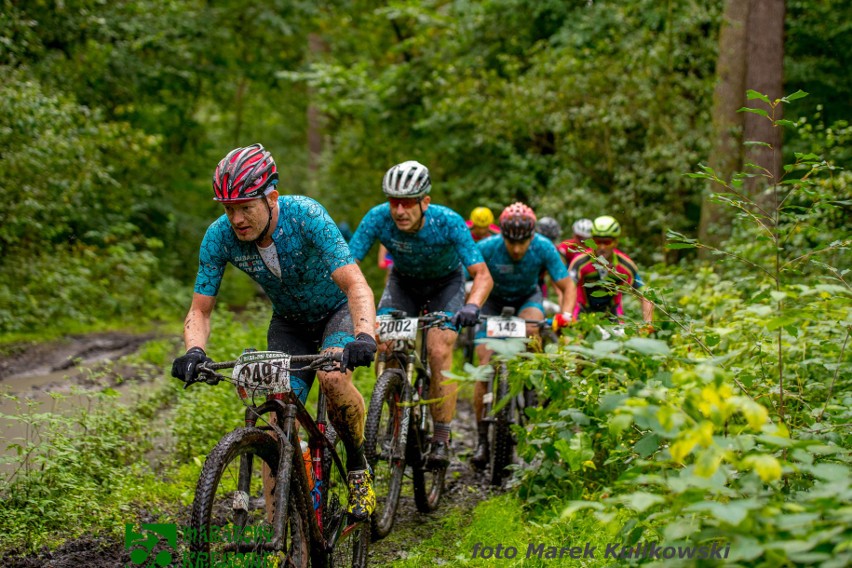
[500, 306, 516, 318]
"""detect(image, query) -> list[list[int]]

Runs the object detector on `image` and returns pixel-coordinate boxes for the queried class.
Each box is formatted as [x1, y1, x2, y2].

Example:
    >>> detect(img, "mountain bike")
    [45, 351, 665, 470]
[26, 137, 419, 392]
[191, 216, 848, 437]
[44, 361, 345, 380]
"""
[363, 312, 452, 540]
[186, 349, 369, 567]
[479, 308, 549, 486]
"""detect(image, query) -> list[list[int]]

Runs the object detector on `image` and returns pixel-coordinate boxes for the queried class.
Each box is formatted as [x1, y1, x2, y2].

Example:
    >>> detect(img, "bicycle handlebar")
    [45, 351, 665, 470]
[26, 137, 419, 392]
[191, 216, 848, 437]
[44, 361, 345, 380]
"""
[381, 310, 454, 328]
[477, 314, 552, 327]
[190, 351, 343, 387]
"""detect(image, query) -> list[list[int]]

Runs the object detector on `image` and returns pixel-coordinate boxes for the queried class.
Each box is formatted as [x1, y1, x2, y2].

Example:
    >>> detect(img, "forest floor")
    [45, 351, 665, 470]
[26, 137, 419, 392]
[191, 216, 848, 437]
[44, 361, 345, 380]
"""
[0, 332, 498, 567]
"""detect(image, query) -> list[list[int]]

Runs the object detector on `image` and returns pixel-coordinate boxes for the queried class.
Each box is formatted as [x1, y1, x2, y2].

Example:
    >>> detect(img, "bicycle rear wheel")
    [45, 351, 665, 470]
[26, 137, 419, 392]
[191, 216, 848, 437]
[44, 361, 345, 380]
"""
[488, 363, 514, 486]
[411, 369, 446, 512]
[320, 425, 369, 568]
[190, 427, 310, 567]
[364, 369, 406, 540]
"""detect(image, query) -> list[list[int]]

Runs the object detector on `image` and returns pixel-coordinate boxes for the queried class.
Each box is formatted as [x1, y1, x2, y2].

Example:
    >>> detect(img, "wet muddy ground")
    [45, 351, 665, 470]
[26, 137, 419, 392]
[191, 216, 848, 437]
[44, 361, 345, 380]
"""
[3, 416, 494, 568]
[0, 333, 500, 567]
[0, 331, 159, 387]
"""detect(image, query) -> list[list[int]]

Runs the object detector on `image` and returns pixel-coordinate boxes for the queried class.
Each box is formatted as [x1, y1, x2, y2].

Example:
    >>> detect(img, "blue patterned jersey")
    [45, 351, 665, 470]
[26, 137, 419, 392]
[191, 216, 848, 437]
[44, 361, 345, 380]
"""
[478, 233, 568, 302]
[194, 196, 353, 321]
[349, 204, 484, 279]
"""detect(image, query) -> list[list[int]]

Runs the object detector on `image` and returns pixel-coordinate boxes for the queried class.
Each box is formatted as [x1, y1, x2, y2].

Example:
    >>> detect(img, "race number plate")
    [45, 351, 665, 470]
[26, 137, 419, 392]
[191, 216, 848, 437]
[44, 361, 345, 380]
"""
[486, 316, 526, 338]
[232, 351, 291, 397]
[377, 315, 418, 341]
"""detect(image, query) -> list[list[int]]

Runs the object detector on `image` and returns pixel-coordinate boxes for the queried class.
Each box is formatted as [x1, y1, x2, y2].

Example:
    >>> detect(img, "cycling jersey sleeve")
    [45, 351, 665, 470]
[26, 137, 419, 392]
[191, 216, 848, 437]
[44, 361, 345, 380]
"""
[293, 196, 354, 273]
[543, 240, 569, 282]
[451, 214, 485, 268]
[193, 219, 231, 297]
[348, 206, 382, 262]
[566, 253, 589, 284]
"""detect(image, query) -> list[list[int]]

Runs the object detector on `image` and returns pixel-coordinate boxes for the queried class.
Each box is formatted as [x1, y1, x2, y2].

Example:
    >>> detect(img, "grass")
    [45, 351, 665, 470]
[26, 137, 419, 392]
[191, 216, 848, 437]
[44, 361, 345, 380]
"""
[389, 492, 623, 567]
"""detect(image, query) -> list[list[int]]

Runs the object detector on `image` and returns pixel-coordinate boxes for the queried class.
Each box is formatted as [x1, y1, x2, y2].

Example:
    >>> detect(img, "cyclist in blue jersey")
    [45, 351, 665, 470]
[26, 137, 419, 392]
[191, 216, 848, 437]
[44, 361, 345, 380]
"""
[470, 203, 573, 468]
[171, 144, 377, 521]
[349, 160, 493, 468]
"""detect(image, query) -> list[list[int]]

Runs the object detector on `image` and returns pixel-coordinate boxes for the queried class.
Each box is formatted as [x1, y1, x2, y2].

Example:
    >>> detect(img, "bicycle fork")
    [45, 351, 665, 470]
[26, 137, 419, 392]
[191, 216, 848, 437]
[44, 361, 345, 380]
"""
[273, 404, 297, 551]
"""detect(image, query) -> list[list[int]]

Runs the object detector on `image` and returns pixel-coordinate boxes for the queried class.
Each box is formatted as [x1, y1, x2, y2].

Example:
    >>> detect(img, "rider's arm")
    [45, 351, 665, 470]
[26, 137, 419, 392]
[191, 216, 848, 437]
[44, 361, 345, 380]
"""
[552, 276, 572, 314]
[332, 264, 377, 337]
[348, 206, 382, 264]
[563, 278, 578, 320]
[465, 262, 493, 307]
[641, 297, 654, 323]
[183, 293, 216, 351]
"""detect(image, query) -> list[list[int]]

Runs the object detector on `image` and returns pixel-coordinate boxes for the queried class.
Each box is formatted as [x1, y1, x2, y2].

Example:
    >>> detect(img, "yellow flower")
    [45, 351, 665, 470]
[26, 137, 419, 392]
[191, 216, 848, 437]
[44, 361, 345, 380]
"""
[738, 398, 769, 430]
[744, 454, 782, 482]
[670, 437, 697, 463]
[697, 421, 714, 447]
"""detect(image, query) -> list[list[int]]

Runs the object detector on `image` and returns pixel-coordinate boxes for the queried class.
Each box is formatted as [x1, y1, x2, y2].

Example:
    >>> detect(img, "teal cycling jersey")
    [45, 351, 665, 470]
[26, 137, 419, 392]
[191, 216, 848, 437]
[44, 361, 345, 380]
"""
[478, 233, 568, 302]
[194, 196, 353, 321]
[349, 203, 484, 279]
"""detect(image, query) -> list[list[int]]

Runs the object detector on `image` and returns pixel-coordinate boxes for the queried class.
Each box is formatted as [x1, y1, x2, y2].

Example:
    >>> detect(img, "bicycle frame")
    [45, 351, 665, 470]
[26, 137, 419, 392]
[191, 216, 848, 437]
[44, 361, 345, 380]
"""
[197, 354, 350, 554]
[366, 310, 450, 524]
[374, 311, 450, 445]
[477, 308, 549, 484]
[245, 391, 349, 549]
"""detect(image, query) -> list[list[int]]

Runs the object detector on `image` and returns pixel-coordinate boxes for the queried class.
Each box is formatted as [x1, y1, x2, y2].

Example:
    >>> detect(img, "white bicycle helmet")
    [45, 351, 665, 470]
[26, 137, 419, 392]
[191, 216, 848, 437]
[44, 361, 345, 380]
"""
[572, 218, 593, 239]
[382, 160, 432, 199]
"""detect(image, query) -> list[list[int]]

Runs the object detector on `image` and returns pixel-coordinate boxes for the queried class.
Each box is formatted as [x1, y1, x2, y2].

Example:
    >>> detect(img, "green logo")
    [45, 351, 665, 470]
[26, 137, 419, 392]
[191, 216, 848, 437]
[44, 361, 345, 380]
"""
[125, 523, 176, 567]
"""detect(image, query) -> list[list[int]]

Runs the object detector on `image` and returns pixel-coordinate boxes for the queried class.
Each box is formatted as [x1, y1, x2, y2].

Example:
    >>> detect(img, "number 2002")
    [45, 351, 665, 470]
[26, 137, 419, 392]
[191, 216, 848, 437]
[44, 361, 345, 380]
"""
[382, 320, 413, 333]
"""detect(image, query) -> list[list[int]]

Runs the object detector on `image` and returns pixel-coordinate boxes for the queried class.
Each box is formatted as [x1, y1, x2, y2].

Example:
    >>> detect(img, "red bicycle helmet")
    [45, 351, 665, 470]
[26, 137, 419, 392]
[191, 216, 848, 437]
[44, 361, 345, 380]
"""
[499, 202, 537, 241]
[213, 143, 279, 202]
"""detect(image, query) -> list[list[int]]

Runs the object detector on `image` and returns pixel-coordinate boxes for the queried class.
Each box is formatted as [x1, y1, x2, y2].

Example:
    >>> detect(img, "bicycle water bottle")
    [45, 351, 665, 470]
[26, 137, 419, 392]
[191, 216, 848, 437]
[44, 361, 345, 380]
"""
[300, 439, 313, 482]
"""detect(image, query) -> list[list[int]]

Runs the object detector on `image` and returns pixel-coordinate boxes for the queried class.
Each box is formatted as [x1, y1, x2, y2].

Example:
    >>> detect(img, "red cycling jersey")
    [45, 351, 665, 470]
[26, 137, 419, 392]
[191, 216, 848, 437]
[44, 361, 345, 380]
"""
[567, 248, 644, 318]
[558, 238, 589, 266]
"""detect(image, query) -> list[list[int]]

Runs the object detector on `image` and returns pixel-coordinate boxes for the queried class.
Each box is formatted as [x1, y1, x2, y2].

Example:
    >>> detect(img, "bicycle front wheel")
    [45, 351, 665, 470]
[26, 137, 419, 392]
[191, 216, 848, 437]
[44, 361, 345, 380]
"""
[411, 369, 446, 513]
[364, 369, 407, 540]
[190, 427, 310, 568]
[488, 363, 514, 486]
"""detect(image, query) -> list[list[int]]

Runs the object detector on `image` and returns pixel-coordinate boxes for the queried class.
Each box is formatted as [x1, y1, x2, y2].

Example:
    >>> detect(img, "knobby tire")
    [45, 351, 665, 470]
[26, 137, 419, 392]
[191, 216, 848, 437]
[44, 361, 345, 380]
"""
[363, 370, 406, 540]
[189, 427, 310, 568]
[488, 364, 514, 486]
[411, 367, 446, 512]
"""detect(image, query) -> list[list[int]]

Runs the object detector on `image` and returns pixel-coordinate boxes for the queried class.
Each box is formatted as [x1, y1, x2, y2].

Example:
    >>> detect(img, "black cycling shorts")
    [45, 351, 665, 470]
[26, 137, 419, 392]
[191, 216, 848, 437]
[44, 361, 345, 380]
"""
[377, 268, 465, 331]
[267, 301, 354, 403]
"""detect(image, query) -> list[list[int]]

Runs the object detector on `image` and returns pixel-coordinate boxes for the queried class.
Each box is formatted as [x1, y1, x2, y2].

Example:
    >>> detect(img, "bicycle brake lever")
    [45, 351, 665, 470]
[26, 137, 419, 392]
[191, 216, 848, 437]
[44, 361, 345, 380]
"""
[183, 375, 202, 389]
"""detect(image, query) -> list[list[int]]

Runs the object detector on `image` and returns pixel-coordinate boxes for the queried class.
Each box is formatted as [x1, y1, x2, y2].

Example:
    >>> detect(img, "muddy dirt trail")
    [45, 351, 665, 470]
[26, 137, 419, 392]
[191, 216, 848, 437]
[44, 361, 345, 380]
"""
[0, 332, 163, 471]
[2, 400, 498, 567]
[0, 332, 159, 385]
[3, 407, 495, 568]
[0, 333, 501, 567]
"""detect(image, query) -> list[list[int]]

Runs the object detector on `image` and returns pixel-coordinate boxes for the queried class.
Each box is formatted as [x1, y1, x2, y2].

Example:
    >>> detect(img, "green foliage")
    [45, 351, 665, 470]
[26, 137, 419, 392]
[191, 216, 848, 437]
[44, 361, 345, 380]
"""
[294, 0, 723, 259]
[473, 95, 852, 566]
[0, 380, 176, 553]
[169, 306, 270, 461]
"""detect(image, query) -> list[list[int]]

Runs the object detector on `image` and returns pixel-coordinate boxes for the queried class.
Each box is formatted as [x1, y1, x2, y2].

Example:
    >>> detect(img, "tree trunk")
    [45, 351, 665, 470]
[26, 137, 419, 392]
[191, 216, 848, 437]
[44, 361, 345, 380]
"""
[744, 0, 785, 212]
[698, 0, 751, 252]
[306, 33, 328, 196]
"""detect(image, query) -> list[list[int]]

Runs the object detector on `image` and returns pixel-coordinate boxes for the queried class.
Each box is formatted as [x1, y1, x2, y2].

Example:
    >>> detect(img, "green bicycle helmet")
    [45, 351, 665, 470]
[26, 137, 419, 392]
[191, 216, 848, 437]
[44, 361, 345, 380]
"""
[591, 215, 621, 238]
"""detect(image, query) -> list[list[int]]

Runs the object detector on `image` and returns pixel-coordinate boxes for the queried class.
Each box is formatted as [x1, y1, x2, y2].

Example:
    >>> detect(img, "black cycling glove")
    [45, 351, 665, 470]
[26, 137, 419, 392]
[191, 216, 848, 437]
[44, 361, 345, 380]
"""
[341, 333, 378, 371]
[452, 303, 481, 328]
[171, 347, 213, 383]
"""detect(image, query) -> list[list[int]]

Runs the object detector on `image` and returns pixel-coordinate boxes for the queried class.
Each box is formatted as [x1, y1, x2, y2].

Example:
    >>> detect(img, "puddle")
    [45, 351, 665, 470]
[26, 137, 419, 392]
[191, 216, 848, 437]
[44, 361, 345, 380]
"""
[0, 332, 163, 476]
